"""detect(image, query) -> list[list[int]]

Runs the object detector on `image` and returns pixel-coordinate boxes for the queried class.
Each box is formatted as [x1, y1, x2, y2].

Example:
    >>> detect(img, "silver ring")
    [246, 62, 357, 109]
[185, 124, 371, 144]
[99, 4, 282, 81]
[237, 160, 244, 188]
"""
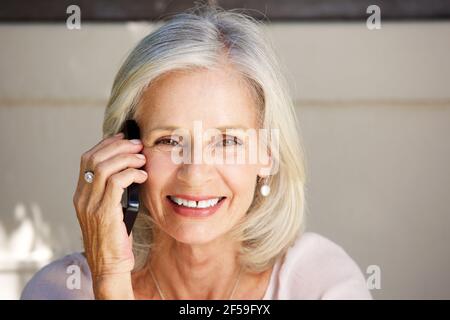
[84, 170, 94, 184]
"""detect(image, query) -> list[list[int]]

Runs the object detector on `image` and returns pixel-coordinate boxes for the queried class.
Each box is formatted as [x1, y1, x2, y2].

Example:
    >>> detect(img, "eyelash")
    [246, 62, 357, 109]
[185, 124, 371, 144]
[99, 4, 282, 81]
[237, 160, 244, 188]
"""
[155, 138, 179, 147]
[155, 136, 243, 147]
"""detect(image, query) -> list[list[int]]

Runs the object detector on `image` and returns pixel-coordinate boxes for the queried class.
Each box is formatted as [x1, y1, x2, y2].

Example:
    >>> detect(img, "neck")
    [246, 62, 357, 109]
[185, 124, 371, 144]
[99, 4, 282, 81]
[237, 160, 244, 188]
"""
[144, 230, 242, 299]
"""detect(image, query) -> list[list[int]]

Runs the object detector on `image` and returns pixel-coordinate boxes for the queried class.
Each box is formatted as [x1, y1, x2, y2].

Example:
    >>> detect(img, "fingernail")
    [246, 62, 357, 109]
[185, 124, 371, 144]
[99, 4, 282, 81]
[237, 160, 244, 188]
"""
[130, 139, 142, 144]
[136, 154, 145, 159]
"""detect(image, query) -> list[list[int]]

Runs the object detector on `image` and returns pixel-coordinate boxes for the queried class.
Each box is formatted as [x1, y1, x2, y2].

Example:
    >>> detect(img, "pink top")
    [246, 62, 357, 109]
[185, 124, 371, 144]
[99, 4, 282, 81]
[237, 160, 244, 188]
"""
[21, 232, 372, 299]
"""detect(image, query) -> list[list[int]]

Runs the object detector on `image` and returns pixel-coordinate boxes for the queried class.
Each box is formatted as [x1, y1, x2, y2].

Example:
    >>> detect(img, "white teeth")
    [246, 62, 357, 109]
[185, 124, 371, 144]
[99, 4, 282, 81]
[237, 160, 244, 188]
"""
[169, 196, 221, 208]
[197, 198, 219, 208]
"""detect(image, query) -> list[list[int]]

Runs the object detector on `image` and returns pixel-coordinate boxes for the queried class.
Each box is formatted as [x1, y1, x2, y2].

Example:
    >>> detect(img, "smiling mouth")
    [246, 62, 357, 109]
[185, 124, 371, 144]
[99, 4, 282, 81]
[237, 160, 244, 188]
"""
[166, 195, 226, 209]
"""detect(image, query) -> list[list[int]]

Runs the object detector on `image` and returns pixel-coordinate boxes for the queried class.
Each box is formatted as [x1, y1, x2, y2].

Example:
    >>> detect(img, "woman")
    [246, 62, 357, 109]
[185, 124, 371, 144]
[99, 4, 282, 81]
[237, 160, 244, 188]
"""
[21, 5, 371, 300]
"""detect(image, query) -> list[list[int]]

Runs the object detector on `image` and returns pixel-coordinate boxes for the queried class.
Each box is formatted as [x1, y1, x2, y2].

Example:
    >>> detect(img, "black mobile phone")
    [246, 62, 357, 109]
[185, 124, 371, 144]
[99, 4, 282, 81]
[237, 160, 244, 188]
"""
[120, 119, 142, 235]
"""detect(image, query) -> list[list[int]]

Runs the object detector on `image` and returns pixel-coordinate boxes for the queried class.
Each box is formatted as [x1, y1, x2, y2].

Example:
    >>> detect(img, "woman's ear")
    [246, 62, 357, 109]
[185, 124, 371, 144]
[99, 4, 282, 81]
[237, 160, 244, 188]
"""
[257, 152, 275, 177]
[256, 126, 279, 177]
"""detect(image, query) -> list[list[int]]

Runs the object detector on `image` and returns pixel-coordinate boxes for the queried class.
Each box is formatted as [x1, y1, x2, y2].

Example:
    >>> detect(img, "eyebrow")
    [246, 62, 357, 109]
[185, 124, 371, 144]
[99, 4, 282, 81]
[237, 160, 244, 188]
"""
[148, 125, 250, 133]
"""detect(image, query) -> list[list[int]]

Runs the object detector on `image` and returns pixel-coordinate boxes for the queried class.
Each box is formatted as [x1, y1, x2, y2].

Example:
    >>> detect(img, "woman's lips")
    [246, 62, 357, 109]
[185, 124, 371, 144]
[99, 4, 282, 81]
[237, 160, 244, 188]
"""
[165, 195, 226, 218]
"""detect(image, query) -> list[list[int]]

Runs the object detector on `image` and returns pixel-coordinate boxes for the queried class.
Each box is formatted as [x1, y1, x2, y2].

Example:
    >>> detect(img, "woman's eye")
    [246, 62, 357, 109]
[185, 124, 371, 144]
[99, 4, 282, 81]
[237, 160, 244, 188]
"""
[219, 136, 242, 147]
[155, 138, 179, 146]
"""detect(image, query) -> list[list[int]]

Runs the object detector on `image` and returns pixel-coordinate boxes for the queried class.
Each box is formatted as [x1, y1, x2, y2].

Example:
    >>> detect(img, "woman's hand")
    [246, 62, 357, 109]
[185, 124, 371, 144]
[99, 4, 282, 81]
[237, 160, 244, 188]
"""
[72, 133, 147, 299]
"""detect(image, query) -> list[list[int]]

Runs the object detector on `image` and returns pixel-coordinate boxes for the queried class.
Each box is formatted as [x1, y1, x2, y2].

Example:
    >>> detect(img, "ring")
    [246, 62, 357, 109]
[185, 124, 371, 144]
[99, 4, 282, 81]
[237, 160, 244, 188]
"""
[84, 170, 95, 184]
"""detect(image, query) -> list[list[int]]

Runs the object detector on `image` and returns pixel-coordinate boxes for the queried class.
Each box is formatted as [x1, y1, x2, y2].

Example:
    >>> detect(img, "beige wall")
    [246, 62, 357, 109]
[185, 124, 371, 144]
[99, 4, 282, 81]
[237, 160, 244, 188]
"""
[0, 21, 449, 299]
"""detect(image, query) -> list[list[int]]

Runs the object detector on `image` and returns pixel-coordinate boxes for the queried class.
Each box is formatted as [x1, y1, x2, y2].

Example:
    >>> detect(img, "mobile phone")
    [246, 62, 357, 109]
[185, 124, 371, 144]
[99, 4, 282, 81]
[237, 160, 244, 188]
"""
[120, 119, 142, 235]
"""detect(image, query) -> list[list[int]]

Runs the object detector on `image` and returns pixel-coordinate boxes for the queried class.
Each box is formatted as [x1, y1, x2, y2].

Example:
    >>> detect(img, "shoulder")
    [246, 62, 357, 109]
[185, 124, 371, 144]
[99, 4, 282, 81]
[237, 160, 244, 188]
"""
[21, 252, 94, 300]
[273, 232, 372, 299]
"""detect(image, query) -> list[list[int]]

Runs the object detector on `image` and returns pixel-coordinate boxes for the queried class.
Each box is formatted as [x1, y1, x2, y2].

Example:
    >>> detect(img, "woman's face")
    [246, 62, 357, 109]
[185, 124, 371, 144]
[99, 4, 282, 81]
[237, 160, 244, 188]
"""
[135, 65, 269, 245]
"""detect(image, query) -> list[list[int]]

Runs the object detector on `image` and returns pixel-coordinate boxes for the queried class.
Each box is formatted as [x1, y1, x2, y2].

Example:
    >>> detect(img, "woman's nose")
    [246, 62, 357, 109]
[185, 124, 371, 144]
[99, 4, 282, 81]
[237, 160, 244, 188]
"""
[175, 163, 215, 187]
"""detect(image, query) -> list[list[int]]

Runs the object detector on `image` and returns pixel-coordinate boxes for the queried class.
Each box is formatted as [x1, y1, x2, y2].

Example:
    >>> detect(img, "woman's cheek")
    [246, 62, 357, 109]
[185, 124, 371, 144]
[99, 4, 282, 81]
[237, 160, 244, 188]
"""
[142, 149, 178, 186]
[219, 163, 258, 194]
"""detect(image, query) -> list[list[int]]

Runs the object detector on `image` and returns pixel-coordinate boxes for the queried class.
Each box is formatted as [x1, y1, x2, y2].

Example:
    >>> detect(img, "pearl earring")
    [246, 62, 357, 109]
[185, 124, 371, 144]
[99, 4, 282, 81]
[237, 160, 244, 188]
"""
[259, 177, 271, 197]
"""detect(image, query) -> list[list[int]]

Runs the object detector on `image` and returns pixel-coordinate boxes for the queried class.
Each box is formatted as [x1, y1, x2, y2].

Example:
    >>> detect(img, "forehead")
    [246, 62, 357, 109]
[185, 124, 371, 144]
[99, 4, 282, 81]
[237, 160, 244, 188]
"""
[135, 66, 259, 134]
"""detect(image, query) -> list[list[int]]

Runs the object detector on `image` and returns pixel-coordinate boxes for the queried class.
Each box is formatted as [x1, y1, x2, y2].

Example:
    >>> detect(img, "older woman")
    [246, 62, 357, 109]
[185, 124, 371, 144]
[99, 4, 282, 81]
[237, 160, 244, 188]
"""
[21, 5, 371, 300]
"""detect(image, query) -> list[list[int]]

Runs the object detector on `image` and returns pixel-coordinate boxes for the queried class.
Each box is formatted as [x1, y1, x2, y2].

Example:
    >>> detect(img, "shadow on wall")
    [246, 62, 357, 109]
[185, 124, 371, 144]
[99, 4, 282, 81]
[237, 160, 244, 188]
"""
[0, 202, 71, 299]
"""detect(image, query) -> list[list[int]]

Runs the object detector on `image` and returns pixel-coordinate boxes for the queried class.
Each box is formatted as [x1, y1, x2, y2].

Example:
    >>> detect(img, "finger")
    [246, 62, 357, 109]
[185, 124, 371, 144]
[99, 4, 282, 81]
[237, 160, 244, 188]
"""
[79, 138, 143, 195]
[84, 138, 143, 173]
[75, 133, 125, 210]
[85, 132, 125, 158]
[78, 133, 125, 182]
[101, 168, 148, 218]
[88, 153, 147, 205]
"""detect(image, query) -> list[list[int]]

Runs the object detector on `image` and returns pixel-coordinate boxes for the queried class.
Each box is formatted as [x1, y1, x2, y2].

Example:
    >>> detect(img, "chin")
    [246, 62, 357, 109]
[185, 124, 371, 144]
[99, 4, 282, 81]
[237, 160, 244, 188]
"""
[167, 224, 225, 245]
